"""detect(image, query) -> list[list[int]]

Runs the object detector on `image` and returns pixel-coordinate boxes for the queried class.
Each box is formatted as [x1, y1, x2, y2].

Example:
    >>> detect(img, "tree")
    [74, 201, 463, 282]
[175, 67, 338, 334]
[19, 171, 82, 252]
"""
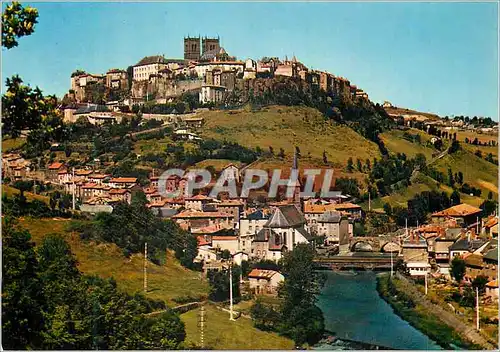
[472, 275, 489, 295]
[322, 150, 328, 164]
[250, 299, 280, 331]
[383, 203, 393, 216]
[450, 190, 461, 206]
[2, 75, 51, 138]
[447, 168, 454, 187]
[278, 148, 285, 159]
[2, 2, 38, 49]
[2, 218, 46, 349]
[456, 171, 464, 185]
[346, 157, 354, 173]
[450, 256, 466, 283]
[207, 265, 241, 302]
[356, 158, 363, 172]
[278, 244, 325, 346]
[488, 191, 493, 200]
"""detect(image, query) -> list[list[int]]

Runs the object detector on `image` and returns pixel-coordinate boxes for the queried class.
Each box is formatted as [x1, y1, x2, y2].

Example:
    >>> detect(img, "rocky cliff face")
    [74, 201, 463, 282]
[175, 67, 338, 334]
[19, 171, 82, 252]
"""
[130, 78, 203, 99]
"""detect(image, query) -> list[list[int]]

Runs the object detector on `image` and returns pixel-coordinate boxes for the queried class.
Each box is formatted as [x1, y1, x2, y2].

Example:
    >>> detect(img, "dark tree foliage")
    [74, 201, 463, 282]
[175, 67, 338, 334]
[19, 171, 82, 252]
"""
[450, 256, 466, 283]
[2, 2, 38, 49]
[2, 220, 186, 350]
[2, 218, 46, 349]
[207, 265, 241, 302]
[392, 191, 451, 226]
[335, 177, 360, 198]
[71, 201, 198, 268]
[277, 243, 325, 346]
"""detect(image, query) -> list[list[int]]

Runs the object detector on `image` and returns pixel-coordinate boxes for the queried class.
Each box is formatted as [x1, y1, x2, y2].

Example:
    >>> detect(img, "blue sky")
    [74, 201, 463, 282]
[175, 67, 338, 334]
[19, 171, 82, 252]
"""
[2, 2, 498, 118]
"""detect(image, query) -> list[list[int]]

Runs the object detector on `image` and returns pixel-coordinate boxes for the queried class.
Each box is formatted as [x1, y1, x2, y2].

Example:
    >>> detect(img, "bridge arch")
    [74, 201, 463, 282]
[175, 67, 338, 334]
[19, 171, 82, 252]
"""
[381, 241, 401, 253]
[351, 241, 373, 252]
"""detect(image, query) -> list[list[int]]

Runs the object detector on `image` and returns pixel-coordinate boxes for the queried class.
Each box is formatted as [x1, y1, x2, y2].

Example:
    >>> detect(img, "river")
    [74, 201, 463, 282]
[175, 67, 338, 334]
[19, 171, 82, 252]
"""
[315, 271, 441, 350]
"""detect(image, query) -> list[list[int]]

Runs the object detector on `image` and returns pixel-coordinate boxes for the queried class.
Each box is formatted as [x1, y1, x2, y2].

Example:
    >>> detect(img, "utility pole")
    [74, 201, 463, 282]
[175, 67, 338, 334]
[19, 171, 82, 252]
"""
[476, 216, 479, 235]
[476, 286, 480, 331]
[368, 191, 371, 212]
[390, 250, 393, 278]
[405, 218, 408, 236]
[424, 270, 428, 295]
[229, 261, 235, 321]
[144, 242, 148, 293]
[198, 305, 205, 349]
[72, 167, 76, 211]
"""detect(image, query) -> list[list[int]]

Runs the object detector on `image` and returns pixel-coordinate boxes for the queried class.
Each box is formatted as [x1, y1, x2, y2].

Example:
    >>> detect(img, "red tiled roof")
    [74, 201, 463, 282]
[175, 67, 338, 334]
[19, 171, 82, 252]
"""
[212, 236, 238, 241]
[432, 204, 482, 217]
[109, 188, 130, 195]
[248, 269, 280, 280]
[173, 210, 233, 219]
[48, 162, 64, 170]
[109, 177, 137, 183]
[75, 169, 93, 176]
[185, 194, 213, 201]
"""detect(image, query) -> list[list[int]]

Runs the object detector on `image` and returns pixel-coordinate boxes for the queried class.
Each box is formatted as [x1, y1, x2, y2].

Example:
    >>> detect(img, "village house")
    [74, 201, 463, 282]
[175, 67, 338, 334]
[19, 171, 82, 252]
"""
[107, 177, 138, 189]
[195, 237, 218, 264]
[211, 235, 239, 254]
[210, 199, 245, 224]
[218, 163, 241, 184]
[133, 55, 168, 82]
[80, 183, 111, 203]
[401, 231, 430, 276]
[483, 216, 498, 237]
[105, 69, 128, 90]
[239, 209, 270, 253]
[88, 173, 109, 185]
[185, 194, 214, 211]
[247, 269, 284, 295]
[109, 188, 132, 204]
[316, 211, 351, 245]
[431, 203, 482, 227]
[47, 162, 66, 182]
[486, 280, 498, 300]
[172, 210, 233, 230]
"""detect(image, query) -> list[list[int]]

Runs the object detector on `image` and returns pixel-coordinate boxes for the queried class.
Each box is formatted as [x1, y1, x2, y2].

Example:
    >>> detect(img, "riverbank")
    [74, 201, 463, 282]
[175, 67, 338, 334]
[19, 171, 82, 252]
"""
[376, 273, 489, 350]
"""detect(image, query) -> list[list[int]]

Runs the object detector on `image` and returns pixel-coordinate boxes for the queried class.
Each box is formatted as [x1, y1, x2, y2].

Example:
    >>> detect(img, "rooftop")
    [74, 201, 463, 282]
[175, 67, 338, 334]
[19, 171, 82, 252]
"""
[432, 204, 482, 217]
[247, 269, 281, 280]
[265, 205, 306, 228]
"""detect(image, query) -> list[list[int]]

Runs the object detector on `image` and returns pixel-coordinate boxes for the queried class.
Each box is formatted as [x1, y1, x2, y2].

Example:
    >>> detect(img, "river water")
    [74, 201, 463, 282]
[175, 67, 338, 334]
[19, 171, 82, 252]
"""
[316, 271, 441, 350]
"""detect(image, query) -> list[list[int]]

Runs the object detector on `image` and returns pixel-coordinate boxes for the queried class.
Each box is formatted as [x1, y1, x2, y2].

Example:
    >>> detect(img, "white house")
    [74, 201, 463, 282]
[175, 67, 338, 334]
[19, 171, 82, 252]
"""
[133, 55, 168, 81]
[212, 236, 239, 254]
[316, 211, 351, 245]
[247, 269, 284, 294]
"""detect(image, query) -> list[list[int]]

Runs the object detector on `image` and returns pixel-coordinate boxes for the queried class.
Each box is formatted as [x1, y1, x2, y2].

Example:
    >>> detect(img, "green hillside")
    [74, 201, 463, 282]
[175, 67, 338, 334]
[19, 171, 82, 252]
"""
[433, 149, 498, 197]
[17, 217, 208, 305]
[198, 105, 381, 166]
[380, 128, 438, 160]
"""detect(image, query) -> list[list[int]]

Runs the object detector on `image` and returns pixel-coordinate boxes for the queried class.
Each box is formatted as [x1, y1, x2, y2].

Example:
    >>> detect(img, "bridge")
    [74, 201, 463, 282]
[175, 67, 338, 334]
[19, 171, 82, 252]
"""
[314, 253, 402, 271]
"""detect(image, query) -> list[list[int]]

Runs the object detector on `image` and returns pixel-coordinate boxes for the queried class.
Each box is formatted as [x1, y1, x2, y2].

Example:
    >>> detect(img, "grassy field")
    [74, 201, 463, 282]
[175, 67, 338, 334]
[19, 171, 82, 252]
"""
[198, 105, 381, 167]
[133, 136, 174, 155]
[451, 129, 498, 158]
[181, 304, 294, 350]
[193, 159, 243, 171]
[380, 128, 438, 160]
[433, 149, 498, 197]
[2, 137, 26, 151]
[365, 174, 484, 211]
[16, 217, 209, 305]
[2, 184, 50, 203]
